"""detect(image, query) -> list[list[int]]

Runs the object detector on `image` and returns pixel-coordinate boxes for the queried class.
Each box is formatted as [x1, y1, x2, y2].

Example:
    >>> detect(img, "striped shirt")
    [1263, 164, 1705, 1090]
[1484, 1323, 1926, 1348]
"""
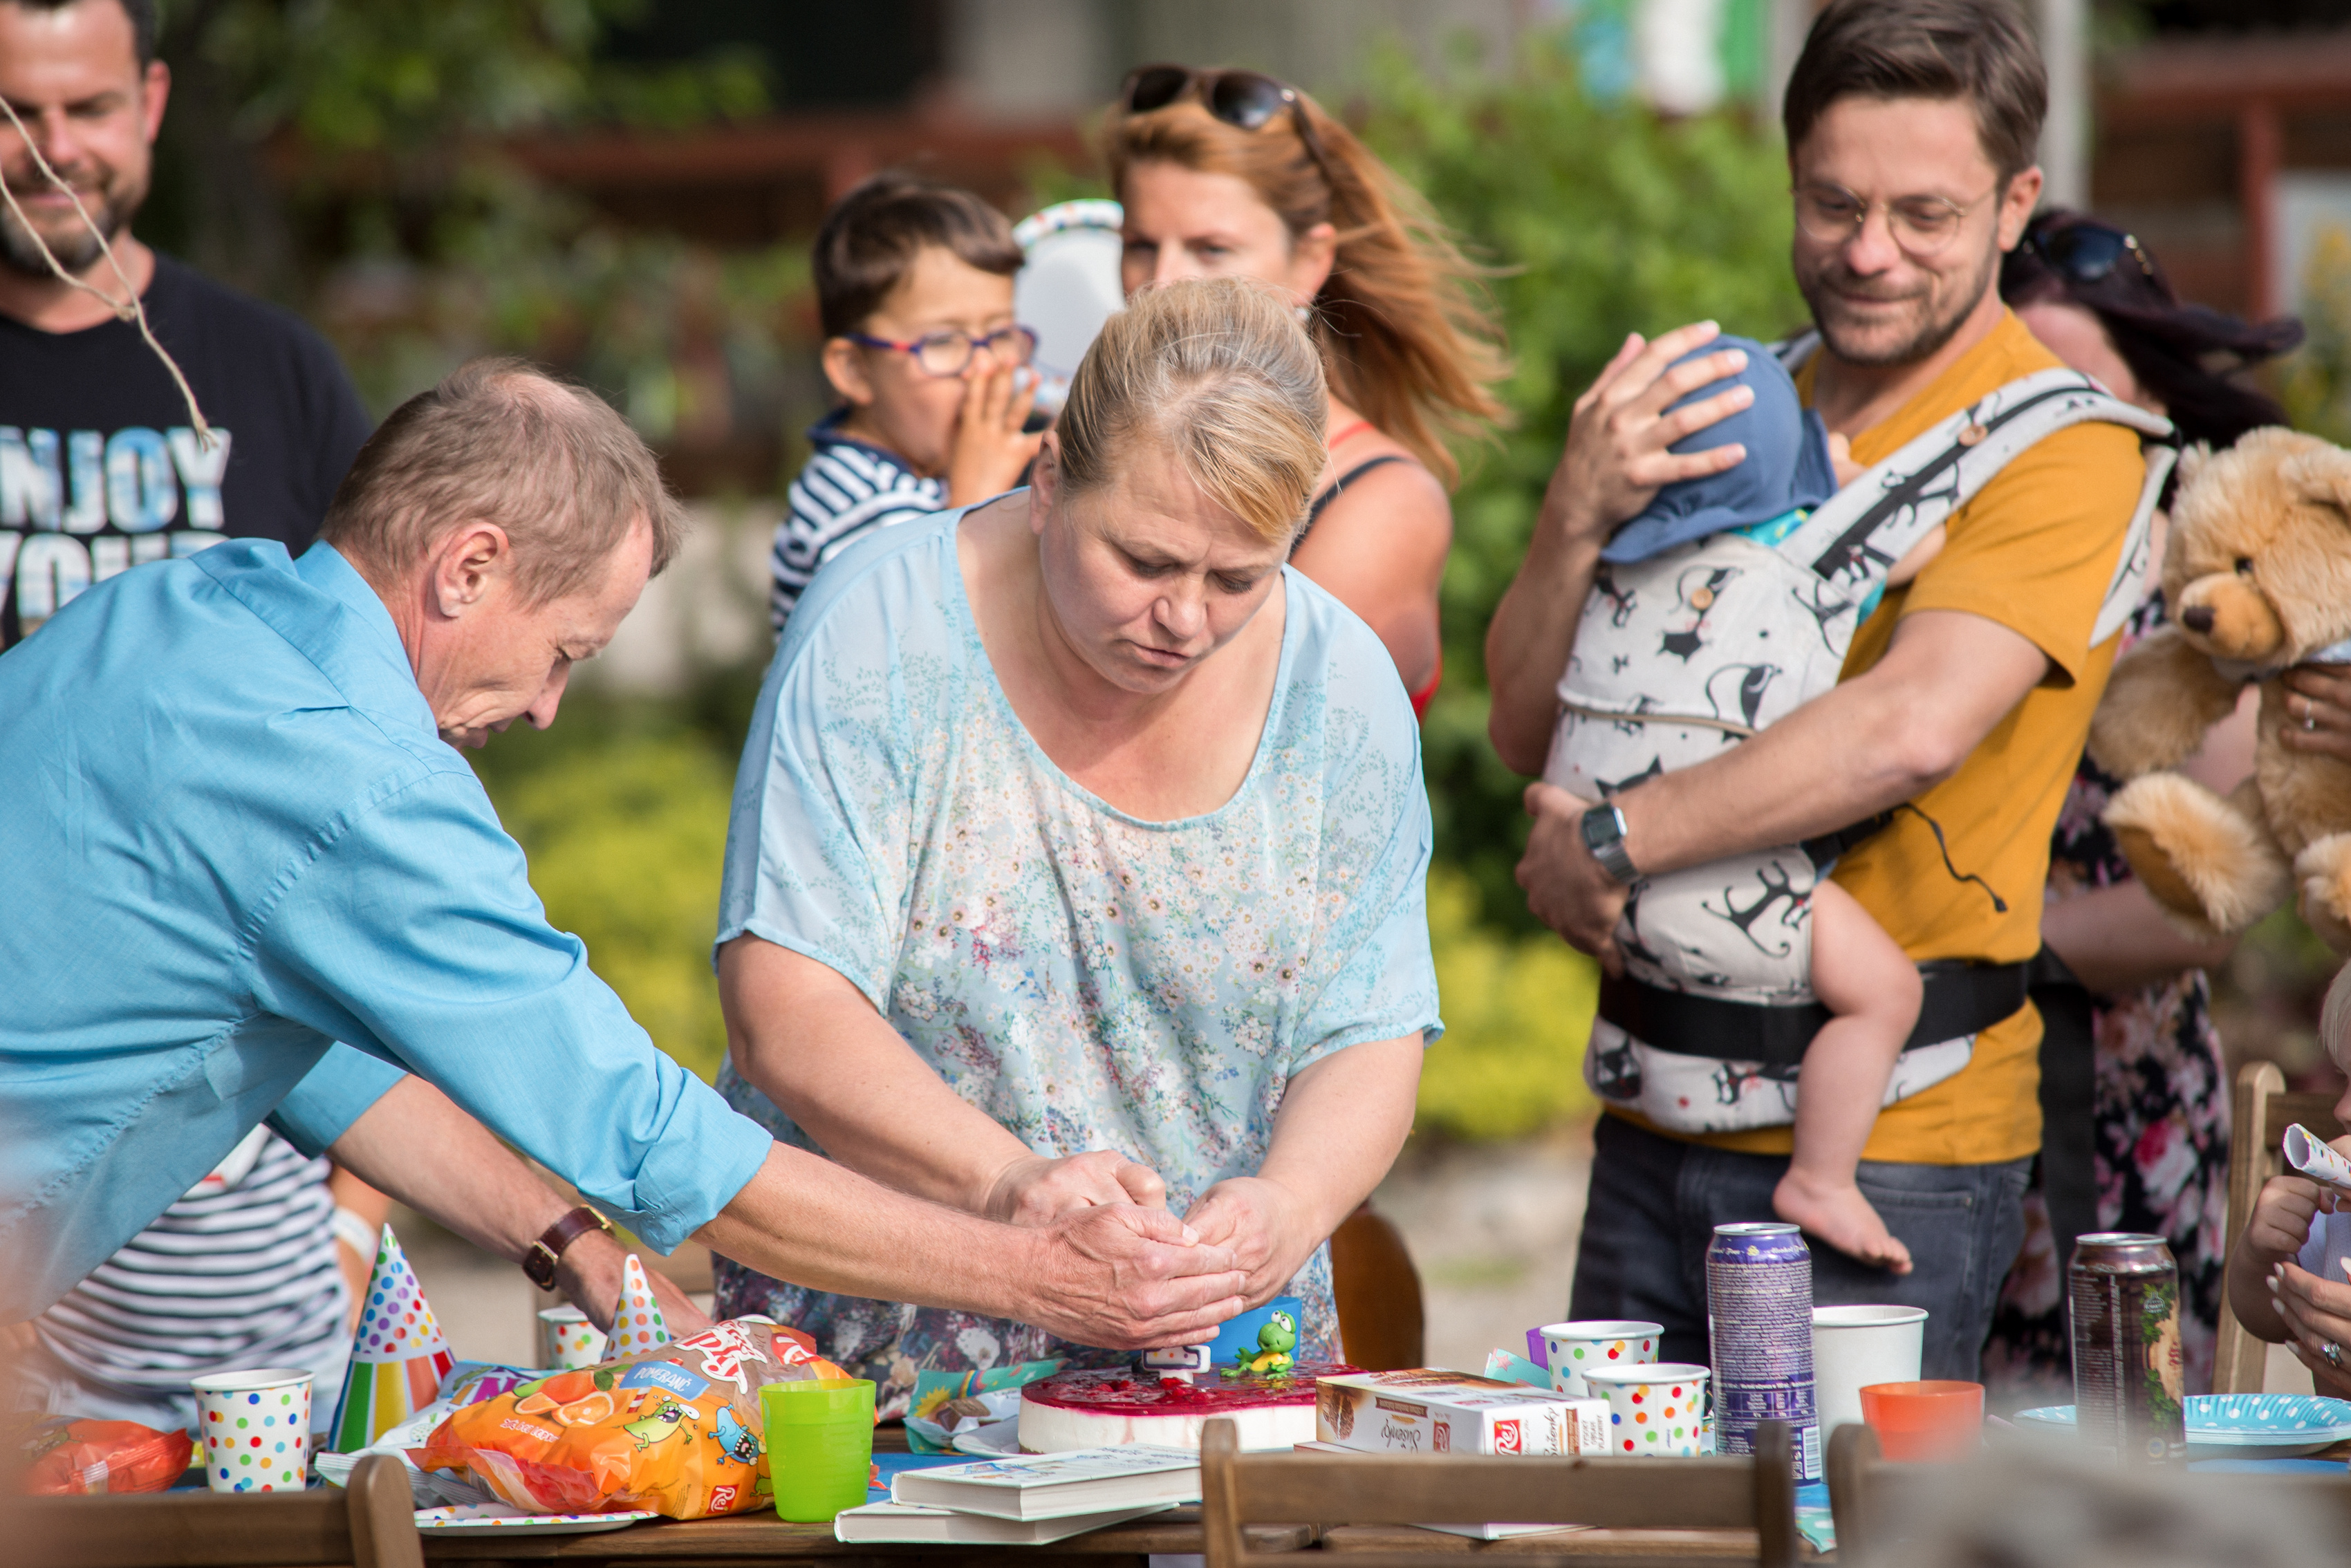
[769, 413, 945, 630]
[33, 1128, 349, 1400]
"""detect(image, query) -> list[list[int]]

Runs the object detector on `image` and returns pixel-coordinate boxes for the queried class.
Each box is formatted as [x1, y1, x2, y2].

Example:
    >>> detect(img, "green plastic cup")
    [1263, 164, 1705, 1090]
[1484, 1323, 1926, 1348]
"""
[760, 1378, 875, 1522]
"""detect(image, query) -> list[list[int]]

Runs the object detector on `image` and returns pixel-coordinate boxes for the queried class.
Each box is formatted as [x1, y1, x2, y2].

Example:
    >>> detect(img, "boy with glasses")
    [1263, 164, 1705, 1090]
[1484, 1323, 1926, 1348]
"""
[769, 174, 1041, 628]
[1489, 0, 2160, 1383]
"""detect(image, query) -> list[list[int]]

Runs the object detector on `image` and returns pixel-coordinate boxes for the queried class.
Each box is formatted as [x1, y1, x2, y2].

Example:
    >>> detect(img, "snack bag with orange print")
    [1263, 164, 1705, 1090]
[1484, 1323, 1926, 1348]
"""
[413, 1318, 848, 1518]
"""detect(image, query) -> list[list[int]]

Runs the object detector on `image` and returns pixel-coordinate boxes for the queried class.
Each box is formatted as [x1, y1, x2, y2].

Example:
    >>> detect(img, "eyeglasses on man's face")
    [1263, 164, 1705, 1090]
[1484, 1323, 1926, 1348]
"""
[1792, 183, 1999, 258]
[848, 325, 1039, 377]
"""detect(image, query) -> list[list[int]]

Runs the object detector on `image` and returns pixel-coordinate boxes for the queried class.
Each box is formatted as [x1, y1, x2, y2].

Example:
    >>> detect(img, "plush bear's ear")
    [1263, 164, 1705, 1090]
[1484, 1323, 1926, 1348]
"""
[2284, 441, 2351, 522]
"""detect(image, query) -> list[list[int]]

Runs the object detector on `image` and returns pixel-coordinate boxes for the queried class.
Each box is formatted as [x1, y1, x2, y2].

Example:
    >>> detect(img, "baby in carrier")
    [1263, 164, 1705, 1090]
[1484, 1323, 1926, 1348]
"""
[1548, 338, 1944, 1273]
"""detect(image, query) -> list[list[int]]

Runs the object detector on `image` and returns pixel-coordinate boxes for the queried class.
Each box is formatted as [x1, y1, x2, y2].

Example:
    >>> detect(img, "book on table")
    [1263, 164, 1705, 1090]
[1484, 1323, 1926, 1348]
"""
[889, 1446, 1201, 1520]
[833, 1500, 1177, 1544]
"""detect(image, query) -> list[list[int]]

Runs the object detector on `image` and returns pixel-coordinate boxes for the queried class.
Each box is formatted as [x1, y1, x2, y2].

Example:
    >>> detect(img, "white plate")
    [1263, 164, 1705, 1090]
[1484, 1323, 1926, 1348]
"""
[2011, 1394, 2351, 1461]
[950, 1417, 1023, 1457]
[413, 1504, 658, 1535]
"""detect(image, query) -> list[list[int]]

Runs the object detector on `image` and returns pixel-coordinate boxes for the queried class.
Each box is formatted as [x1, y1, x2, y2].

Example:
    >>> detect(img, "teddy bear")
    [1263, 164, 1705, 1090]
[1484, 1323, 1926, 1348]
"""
[2087, 427, 2351, 951]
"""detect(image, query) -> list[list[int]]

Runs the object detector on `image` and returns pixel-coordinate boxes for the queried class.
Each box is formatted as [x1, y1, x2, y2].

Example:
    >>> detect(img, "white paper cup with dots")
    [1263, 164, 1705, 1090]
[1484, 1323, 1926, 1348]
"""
[192, 1368, 312, 1493]
[1585, 1362, 1710, 1458]
[538, 1305, 607, 1370]
[1539, 1319, 1662, 1397]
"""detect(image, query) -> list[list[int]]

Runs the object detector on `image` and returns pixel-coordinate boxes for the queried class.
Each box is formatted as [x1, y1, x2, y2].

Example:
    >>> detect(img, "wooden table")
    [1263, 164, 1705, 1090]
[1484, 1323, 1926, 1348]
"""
[416, 1506, 1809, 1568]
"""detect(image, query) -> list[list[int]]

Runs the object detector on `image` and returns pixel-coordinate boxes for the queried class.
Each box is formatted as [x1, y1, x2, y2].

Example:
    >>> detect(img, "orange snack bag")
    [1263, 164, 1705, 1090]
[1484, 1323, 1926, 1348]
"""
[415, 1319, 848, 1518]
[21, 1418, 194, 1495]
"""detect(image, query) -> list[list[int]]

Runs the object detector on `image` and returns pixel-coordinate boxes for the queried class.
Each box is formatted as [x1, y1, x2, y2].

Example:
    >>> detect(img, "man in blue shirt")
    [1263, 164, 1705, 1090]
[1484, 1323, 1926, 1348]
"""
[0, 359, 1245, 1349]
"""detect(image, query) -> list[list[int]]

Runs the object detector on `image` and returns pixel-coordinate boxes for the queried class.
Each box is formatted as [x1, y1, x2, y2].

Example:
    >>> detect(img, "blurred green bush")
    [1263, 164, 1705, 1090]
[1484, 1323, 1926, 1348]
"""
[1419, 867, 1599, 1141]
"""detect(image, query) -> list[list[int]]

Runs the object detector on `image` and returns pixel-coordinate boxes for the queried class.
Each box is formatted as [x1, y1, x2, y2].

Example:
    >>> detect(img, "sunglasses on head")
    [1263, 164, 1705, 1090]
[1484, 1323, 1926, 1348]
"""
[1119, 64, 1335, 183]
[2022, 219, 2159, 287]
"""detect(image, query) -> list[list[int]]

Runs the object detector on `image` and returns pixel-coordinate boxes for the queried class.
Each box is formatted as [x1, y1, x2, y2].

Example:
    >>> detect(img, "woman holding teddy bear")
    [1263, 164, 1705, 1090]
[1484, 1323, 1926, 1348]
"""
[1982, 209, 2307, 1398]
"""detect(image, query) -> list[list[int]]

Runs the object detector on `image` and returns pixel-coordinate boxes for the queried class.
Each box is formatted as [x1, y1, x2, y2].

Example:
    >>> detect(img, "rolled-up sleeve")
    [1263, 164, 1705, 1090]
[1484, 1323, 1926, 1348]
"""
[268, 1043, 406, 1156]
[248, 768, 772, 1251]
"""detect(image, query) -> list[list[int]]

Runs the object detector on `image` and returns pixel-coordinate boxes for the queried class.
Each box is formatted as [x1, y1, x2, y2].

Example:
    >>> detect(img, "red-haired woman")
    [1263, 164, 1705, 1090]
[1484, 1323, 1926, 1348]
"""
[1106, 66, 1508, 715]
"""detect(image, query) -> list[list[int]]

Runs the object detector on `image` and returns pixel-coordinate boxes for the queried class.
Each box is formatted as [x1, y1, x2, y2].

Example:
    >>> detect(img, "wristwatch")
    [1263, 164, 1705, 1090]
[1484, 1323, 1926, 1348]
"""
[1579, 802, 1641, 886]
[522, 1205, 611, 1291]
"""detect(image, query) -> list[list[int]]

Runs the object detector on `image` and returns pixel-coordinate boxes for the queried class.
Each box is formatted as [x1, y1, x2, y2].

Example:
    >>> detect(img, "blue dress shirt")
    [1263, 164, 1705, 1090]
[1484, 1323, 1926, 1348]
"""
[0, 541, 772, 1320]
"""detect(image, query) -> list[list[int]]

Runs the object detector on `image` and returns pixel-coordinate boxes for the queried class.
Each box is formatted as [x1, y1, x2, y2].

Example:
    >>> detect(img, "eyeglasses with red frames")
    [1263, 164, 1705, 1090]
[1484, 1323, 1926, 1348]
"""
[847, 325, 1039, 378]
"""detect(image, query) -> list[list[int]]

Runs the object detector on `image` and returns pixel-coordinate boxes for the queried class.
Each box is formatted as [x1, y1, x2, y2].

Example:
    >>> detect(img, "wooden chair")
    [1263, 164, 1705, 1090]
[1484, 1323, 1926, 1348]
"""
[1330, 1200, 1426, 1371]
[2213, 1059, 2345, 1394]
[1198, 1415, 1799, 1568]
[8, 1452, 423, 1568]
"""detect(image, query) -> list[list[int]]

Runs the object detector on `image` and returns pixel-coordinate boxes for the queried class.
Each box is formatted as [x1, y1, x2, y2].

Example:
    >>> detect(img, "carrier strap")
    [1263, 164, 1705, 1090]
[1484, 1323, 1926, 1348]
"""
[1596, 955, 2033, 1067]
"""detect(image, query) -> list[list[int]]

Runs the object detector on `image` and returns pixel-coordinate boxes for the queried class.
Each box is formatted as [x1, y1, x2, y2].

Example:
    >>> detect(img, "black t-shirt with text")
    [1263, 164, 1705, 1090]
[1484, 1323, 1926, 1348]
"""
[0, 254, 373, 647]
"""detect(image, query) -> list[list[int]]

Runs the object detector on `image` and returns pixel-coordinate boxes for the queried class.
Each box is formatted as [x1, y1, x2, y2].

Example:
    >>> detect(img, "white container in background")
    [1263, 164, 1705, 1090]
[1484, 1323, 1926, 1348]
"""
[1810, 1305, 1927, 1436]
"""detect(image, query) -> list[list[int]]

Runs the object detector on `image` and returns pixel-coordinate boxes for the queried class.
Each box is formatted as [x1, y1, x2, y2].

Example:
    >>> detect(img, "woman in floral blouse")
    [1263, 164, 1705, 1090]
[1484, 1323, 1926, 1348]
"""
[1984, 211, 2302, 1398]
[707, 278, 1439, 1418]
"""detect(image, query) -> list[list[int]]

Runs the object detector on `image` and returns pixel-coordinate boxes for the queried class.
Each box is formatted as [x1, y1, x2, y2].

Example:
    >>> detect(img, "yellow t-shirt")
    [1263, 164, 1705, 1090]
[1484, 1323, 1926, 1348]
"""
[1619, 310, 2148, 1166]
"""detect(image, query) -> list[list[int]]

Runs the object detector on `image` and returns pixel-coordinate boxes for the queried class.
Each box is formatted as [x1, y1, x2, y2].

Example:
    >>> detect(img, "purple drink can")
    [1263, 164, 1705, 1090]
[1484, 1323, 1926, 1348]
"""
[1707, 1221, 1821, 1480]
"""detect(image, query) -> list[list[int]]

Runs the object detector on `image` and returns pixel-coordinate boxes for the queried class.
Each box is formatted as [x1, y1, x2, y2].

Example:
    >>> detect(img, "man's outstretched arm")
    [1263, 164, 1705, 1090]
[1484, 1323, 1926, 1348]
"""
[1516, 607, 2052, 968]
[325, 1074, 709, 1334]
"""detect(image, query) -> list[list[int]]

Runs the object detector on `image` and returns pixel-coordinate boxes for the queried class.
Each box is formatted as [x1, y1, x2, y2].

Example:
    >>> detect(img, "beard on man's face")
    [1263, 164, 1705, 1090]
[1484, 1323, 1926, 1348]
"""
[0, 163, 145, 280]
[1796, 234, 2000, 370]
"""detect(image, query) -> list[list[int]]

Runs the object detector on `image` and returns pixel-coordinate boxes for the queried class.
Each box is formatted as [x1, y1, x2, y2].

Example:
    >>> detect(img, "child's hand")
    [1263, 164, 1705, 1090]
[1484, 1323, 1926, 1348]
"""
[2249, 1172, 2330, 1272]
[945, 363, 1043, 507]
[1827, 431, 1864, 489]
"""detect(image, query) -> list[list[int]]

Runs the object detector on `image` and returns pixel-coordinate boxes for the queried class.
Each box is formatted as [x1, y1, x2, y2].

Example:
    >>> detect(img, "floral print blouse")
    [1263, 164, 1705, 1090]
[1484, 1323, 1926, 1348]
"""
[709, 508, 1441, 1417]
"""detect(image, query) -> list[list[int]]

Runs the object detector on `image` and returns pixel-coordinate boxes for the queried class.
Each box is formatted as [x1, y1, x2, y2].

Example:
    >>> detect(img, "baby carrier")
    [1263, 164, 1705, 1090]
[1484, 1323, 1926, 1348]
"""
[1547, 340, 2177, 1134]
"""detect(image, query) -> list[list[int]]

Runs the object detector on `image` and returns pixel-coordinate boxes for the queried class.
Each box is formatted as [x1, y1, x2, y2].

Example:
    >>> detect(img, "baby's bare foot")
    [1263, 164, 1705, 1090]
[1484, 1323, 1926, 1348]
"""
[1774, 1171, 1914, 1273]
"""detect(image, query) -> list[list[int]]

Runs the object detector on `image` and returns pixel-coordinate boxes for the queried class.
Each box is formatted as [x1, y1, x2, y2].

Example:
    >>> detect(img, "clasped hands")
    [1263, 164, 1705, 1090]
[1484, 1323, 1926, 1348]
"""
[984, 1148, 1309, 1308]
[2242, 1146, 2351, 1395]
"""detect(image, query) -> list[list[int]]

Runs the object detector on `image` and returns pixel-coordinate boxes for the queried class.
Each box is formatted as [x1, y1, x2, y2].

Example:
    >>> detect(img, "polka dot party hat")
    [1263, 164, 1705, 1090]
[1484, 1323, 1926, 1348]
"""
[610, 1253, 672, 1358]
[326, 1224, 456, 1453]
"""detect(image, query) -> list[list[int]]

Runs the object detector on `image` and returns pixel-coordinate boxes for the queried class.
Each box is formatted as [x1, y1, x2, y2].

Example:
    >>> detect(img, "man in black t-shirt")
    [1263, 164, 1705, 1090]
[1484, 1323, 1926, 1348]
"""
[0, 0, 373, 648]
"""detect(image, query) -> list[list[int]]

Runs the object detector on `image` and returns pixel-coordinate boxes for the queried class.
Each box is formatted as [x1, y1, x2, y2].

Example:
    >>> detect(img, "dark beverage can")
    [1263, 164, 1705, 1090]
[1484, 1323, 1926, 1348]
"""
[1706, 1221, 1821, 1480]
[2067, 1231, 2185, 1464]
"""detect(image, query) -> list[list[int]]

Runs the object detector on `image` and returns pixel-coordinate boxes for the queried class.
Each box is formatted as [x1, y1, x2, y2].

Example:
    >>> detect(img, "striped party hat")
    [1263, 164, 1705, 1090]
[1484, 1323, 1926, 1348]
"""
[608, 1253, 671, 1358]
[327, 1225, 456, 1452]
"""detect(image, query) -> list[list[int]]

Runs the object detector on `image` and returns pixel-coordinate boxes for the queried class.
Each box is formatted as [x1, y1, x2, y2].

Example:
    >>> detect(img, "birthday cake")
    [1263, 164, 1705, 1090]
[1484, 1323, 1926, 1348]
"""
[1018, 1363, 1358, 1453]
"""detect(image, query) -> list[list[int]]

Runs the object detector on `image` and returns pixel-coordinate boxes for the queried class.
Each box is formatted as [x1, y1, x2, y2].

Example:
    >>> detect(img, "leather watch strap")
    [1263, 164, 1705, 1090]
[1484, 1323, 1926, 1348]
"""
[522, 1205, 610, 1291]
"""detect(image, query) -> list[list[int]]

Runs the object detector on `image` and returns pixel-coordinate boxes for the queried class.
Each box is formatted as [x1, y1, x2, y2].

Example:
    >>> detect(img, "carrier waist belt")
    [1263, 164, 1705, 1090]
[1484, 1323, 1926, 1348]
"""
[1597, 957, 2033, 1070]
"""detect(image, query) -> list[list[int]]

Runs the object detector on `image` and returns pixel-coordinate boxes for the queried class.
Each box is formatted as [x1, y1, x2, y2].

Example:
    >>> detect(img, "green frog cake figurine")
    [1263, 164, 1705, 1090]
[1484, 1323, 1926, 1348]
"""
[1230, 1310, 1298, 1378]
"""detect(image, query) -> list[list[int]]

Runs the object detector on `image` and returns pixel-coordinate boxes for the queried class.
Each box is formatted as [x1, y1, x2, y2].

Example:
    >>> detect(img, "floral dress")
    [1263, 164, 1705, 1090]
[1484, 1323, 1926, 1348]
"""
[709, 509, 1442, 1419]
[1982, 594, 2233, 1401]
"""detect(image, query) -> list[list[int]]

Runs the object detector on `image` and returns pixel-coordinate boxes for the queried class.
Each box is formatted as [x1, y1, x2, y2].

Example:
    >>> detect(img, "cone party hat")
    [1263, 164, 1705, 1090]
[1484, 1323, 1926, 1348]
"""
[328, 1225, 456, 1452]
[608, 1253, 671, 1358]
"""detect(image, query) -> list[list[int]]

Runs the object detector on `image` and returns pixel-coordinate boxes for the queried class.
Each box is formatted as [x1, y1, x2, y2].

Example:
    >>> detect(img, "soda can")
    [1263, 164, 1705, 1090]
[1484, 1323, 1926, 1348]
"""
[1706, 1221, 1821, 1480]
[2067, 1231, 2185, 1464]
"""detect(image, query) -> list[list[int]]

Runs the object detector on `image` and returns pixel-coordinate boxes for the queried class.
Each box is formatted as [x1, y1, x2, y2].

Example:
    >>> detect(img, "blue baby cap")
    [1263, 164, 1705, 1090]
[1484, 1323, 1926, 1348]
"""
[1598, 333, 1839, 563]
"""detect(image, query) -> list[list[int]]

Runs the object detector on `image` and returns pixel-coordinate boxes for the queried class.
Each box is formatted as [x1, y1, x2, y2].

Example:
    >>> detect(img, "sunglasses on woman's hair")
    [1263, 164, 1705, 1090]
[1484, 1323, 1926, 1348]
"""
[2022, 220, 2159, 286]
[1119, 64, 1335, 183]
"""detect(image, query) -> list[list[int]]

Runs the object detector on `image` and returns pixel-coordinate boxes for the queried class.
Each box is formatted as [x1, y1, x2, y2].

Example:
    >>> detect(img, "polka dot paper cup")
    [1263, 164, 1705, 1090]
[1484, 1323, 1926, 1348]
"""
[1539, 1319, 1662, 1397]
[192, 1368, 312, 1493]
[1584, 1362, 1709, 1458]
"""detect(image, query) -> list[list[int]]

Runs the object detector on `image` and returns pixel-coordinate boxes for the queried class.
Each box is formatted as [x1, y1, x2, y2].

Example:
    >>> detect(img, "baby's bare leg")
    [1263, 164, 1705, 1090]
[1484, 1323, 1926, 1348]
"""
[1773, 880, 1924, 1273]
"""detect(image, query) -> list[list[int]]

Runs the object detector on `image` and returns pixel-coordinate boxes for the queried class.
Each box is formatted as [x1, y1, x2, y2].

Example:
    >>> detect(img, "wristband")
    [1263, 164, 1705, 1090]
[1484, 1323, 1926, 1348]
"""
[330, 1206, 380, 1260]
[522, 1205, 611, 1291]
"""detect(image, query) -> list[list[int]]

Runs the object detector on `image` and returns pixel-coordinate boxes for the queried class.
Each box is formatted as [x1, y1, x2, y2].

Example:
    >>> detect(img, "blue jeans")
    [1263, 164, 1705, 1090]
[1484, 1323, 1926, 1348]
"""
[1570, 1113, 2032, 1381]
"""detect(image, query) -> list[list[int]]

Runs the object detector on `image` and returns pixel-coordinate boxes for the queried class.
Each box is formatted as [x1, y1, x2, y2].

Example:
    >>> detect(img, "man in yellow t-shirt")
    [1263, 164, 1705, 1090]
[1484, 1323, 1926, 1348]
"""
[1485, 0, 2152, 1381]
